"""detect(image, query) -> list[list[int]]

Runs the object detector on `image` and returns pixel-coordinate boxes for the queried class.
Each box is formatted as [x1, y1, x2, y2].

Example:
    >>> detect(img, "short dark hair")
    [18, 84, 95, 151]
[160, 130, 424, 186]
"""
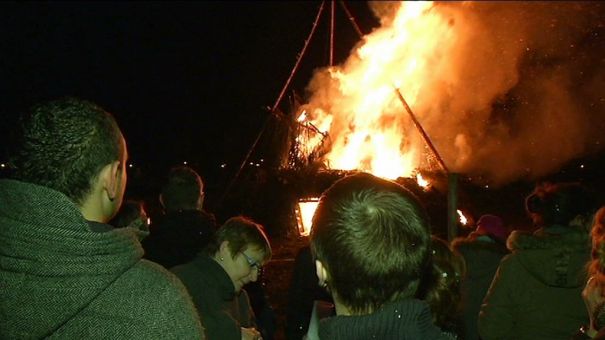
[161, 166, 204, 212]
[310, 172, 431, 314]
[205, 216, 272, 261]
[8, 97, 124, 204]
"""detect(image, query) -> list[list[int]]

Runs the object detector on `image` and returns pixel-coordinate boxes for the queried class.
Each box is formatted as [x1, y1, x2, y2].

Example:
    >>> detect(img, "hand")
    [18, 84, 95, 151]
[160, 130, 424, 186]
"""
[241, 327, 262, 340]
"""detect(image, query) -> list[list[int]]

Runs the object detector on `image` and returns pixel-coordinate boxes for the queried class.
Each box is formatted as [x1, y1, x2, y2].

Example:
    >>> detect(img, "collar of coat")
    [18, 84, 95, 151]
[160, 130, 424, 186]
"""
[506, 226, 590, 252]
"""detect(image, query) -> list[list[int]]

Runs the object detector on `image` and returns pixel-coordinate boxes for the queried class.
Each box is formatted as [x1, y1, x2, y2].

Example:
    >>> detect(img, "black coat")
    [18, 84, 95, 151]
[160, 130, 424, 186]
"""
[142, 209, 216, 268]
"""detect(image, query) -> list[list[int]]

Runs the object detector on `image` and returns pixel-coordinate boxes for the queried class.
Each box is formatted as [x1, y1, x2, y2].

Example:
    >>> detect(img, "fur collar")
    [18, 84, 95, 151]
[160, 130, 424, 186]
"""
[507, 227, 590, 252]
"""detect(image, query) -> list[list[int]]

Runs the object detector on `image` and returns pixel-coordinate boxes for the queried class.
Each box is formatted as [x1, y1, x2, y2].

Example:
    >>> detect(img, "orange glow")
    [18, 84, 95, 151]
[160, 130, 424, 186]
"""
[296, 198, 320, 236]
[297, 110, 308, 122]
[457, 209, 468, 225]
[297, 2, 456, 179]
[416, 173, 429, 189]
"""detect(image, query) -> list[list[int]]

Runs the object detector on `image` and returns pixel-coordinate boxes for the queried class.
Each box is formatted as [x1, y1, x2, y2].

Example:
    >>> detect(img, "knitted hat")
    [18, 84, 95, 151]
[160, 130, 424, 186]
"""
[474, 214, 508, 242]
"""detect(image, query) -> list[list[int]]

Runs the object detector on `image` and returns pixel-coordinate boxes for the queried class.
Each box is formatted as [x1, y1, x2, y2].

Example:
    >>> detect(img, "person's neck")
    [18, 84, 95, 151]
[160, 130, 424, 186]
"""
[334, 296, 354, 316]
[79, 198, 106, 223]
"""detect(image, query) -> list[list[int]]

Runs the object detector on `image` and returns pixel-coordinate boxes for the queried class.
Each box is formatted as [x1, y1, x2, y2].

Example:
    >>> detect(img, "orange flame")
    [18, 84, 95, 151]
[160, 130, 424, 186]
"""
[296, 198, 320, 236]
[416, 173, 429, 189]
[457, 209, 468, 226]
[298, 2, 457, 179]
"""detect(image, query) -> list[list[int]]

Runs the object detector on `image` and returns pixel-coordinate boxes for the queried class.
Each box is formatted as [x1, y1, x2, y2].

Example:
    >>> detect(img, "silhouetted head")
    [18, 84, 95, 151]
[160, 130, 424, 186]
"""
[160, 165, 204, 212]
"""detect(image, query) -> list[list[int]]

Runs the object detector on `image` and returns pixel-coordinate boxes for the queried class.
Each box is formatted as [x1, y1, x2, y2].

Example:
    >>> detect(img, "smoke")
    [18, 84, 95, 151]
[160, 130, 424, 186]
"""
[302, 1, 605, 186]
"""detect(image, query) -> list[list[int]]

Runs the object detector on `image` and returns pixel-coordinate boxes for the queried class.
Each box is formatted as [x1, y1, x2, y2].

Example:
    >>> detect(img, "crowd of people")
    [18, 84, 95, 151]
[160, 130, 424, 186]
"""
[1, 96, 605, 340]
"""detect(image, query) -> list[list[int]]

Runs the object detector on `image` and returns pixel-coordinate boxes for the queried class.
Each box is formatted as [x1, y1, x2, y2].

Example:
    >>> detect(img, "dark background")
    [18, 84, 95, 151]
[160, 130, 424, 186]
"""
[1, 1, 604, 234]
[0, 2, 382, 221]
[0, 1, 376, 174]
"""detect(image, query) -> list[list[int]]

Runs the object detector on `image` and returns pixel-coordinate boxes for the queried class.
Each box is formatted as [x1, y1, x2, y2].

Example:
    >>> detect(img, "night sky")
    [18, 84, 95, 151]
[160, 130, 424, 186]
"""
[1, 2, 604, 221]
[0, 1, 377, 179]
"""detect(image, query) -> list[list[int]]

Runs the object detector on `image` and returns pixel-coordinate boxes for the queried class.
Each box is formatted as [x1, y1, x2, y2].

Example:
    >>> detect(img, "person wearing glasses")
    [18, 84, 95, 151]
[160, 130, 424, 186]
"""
[172, 216, 272, 340]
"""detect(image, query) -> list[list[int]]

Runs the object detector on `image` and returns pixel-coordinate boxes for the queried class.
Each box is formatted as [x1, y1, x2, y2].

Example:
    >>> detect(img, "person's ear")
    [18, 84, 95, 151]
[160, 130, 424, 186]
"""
[103, 160, 122, 201]
[315, 260, 329, 287]
[219, 240, 231, 260]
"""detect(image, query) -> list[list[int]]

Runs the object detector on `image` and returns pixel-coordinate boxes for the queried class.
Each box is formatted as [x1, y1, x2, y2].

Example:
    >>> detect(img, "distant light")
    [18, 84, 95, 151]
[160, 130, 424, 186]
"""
[183, 161, 188, 165]
[249, 162, 254, 166]
[0, 163, 5, 168]
[260, 159, 264, 163]
[485, 185, 490, 189]
[580, 164, 585, 169]
[256, 163, 260, 167]
[128, 163, 134, 168]
[220, 163, 227, 168]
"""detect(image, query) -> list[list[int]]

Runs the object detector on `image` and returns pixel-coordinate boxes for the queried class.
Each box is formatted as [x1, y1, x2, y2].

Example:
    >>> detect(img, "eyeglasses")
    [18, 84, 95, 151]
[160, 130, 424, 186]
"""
[242, 252, 262, 272]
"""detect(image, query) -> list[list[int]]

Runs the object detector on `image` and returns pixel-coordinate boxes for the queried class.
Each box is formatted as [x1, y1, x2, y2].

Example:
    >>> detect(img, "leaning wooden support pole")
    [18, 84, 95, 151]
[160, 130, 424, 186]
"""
[393, 87, 458, 240]
[393, 87, 449, 174]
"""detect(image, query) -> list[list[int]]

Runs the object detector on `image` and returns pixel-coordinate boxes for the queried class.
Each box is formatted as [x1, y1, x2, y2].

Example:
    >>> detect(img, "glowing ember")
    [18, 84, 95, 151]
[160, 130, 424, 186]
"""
[416, 173, 429, 189]
[457, 209, 468, 226]
[295, 198, 320, 236]
[297, 110, 308, 122]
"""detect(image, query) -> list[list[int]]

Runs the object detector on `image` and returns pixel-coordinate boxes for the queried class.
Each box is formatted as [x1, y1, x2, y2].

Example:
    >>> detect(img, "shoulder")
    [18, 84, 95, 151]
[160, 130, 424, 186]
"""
[507, 228, 589, 252]
[452, 237, 508, 254]
[126, 259, 194, 297]
[99, 260, 204, 336]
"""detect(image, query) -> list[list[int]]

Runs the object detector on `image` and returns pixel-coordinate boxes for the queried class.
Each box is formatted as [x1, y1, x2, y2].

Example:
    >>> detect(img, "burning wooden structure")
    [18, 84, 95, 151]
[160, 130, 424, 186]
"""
[225, 1, 482, 239]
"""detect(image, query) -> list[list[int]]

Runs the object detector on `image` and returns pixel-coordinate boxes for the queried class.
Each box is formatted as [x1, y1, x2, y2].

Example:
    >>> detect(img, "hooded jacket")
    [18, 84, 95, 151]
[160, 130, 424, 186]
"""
[452, 236, 509, 340]
[0, 179, 204, 339]
[478, 226, 590, 340]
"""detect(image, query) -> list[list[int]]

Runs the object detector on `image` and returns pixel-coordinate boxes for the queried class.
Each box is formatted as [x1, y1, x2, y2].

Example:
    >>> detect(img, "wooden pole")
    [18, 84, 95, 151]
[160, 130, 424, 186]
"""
[393, 87, 449, 173]
[330, 0, 335, 66]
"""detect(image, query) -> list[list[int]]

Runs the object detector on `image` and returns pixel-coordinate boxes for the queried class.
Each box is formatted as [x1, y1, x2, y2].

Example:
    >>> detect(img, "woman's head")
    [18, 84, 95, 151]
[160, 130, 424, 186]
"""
[582, 206, 605, 331]
[525, 182, 596, 228]
[589, 207, 605, 275]
[207, 216, 271, 293]
[310, 172, 431, 315]
[417, 236, 466, 332]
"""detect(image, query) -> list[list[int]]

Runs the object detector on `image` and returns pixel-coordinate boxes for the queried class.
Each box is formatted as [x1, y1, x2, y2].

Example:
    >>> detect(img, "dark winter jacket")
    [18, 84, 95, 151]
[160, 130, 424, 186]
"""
[0, 179, 205, 339]
[318, 299, 456, 340]
[143, 209, 216, 268]
[452, 235, 509, 340]
[286, 245, 333, 340]
[172, 254, 256, 340]
[478, 226, 590, 340]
